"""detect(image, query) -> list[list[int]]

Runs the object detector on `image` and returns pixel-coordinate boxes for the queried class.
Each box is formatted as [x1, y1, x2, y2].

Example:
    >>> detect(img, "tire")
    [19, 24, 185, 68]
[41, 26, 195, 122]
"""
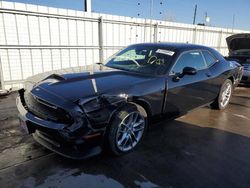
[210, 79, 233, 110]
[108, 103, 148, 155]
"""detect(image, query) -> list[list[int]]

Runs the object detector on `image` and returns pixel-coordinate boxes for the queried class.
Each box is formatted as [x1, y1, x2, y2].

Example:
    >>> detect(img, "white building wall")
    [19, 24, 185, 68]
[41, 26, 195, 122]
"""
[0, 1, 249, 90]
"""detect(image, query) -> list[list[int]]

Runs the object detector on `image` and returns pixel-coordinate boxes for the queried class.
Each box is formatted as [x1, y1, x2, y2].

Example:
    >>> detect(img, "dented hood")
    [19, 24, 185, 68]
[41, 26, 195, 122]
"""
[25, 69, 155, 102]
[226, 33, 250, 56]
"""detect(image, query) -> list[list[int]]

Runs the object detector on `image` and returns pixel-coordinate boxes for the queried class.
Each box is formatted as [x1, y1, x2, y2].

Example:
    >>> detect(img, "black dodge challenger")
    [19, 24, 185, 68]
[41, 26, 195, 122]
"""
[17, 43, 243, 159]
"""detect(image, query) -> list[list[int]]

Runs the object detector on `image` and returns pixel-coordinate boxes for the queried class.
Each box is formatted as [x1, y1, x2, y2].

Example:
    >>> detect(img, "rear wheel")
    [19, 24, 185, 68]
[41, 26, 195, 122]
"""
[108, 104, 147, 155]
[211, 79, 233, 110]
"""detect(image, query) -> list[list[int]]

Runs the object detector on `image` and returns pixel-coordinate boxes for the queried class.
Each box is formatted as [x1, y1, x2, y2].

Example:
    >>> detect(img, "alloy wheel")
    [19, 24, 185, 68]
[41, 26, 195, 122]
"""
[115, 111, 145, 152]
[220, 82, 232, 108]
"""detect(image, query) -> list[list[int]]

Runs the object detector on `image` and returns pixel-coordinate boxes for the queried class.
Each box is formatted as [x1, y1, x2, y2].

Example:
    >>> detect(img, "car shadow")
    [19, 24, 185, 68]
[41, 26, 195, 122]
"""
[10, 119, 250, 188]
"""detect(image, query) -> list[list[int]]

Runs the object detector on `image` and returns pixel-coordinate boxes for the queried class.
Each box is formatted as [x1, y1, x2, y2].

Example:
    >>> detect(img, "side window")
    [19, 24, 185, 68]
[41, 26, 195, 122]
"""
[202, 50, 217, 67]
[171, 51, 207, 74]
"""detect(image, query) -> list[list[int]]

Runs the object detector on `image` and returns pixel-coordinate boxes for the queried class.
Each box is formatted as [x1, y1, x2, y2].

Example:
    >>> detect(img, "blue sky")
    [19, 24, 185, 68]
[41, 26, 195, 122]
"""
[6, 0, 250, 30]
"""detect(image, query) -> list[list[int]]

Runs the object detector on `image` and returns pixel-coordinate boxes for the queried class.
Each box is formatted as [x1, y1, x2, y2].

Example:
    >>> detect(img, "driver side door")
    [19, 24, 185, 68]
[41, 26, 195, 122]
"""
[164, 50, 213, 117]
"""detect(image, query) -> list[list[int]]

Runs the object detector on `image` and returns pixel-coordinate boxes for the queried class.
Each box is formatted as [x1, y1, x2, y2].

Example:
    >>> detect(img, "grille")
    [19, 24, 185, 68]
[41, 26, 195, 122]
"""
[243, 64, 250, 71]
[22, 91, 73, 124]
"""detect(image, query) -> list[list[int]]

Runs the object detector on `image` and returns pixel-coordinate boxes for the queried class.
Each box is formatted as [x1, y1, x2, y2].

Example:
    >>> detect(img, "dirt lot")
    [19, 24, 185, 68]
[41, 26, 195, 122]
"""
[0, 86, 250, 188]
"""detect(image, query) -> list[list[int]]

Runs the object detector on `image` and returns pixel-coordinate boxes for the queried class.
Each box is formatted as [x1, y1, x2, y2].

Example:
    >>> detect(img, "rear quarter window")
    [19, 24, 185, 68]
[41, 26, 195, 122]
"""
[202, 50, 217, 66]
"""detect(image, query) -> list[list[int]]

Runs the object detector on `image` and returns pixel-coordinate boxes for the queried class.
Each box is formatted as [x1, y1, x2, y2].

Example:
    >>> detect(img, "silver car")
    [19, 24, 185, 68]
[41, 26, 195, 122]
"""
[226, 33, 250, 84]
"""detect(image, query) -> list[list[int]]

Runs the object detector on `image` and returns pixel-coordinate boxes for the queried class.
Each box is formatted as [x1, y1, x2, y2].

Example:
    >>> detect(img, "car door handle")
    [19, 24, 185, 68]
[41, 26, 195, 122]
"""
[206, 73, 211, 77]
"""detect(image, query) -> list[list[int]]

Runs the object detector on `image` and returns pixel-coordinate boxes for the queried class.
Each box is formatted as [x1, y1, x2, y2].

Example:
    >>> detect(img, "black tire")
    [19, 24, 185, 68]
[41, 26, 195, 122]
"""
[210, 79, 233, 110]
[108, 103, 148, 156]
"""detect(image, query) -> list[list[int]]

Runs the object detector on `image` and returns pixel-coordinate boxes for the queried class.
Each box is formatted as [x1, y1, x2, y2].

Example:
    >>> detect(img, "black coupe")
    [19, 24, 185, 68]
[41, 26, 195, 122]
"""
[17, 43, 243, 159]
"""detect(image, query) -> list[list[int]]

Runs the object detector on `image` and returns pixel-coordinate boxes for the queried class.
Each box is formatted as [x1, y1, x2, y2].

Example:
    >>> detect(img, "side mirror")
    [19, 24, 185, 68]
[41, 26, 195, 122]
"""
[182, 67, 197, 75]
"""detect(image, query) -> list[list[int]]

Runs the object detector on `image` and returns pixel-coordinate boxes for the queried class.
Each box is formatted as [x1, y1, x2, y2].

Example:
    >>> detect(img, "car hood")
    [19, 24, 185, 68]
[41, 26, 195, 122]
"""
[25, 68, 156, 102]
[226, 33, 250, 56]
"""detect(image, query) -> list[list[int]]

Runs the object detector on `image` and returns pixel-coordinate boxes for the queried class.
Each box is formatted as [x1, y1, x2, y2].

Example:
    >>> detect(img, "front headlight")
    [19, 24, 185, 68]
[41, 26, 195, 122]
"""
[103, 94, 128, 104]
[78, 93, 128, 113]
[79, 97, 102, 113]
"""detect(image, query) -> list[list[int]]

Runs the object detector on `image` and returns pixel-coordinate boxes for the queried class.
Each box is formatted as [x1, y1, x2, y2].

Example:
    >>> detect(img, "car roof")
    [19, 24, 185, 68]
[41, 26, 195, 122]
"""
[131, 42, 211, 52]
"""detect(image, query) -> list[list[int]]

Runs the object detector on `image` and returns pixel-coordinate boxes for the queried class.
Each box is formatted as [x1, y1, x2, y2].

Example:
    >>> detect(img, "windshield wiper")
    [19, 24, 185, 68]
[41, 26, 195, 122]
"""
[106, 65, 145, 75]
[105, 65, 128, 71]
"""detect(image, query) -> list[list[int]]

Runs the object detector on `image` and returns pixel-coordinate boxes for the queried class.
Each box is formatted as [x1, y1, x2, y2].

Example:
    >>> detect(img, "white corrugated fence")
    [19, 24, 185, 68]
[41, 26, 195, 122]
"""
[0, 1, 249, 90]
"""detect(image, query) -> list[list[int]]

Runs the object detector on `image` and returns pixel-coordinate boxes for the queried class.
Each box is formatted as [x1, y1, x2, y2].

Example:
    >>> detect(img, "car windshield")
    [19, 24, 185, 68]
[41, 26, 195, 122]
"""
[104, 45, 174, 75]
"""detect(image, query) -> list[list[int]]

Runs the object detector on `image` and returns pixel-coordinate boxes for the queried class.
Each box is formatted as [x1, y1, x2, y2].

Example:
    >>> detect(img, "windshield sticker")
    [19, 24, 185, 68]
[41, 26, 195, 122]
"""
[190, 52, 200, 55]
[156, 49, 175, 56]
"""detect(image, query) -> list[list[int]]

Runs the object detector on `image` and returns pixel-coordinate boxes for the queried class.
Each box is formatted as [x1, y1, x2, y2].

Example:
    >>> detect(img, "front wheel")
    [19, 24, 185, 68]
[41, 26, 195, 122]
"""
[108, 104, 148, 155]
[210, 79, 233, 110]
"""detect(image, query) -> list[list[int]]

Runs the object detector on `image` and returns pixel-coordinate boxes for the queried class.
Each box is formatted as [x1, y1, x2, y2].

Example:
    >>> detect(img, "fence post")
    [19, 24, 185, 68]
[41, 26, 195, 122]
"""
[143, 18, 147, 42]
[192, 27, 197, 44]
[0, 57, 4, 90]
[154, 23, 158, 42]
[98, 16, 104, 65]
[217, 30, 223, 53]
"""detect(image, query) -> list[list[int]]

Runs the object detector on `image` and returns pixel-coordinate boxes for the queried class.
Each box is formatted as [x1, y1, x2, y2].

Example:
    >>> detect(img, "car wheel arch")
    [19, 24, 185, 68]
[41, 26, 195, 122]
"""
[106, 100, 150, 127]
[228, 76, 234, 85]
[130, 99, 152, 118]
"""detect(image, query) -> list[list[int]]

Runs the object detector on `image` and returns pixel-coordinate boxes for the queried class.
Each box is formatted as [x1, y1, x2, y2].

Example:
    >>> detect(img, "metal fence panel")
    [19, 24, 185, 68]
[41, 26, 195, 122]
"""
[0, 0, 249, 90]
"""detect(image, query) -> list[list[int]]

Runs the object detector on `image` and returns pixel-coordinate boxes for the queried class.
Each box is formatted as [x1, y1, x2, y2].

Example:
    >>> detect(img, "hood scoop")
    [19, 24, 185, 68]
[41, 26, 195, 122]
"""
[39, 74, 66, 86]
[44, 74, 66, 81]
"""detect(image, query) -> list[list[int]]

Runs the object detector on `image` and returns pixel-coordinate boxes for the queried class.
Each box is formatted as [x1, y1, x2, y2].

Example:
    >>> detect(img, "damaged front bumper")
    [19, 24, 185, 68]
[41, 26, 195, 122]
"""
[33, 130, 102, 159]
[16, 95, 103, 159]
